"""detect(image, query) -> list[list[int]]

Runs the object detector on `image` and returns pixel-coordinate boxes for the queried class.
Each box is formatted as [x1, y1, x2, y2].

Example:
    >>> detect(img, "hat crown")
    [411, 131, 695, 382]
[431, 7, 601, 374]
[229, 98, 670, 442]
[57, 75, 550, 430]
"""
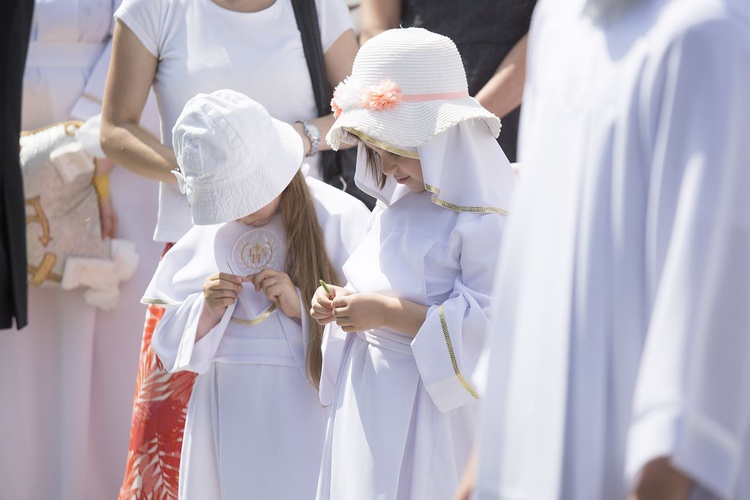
[171, 90, 303, 225]
[353, 28, 468, 94]
[174, 90, 274, 184]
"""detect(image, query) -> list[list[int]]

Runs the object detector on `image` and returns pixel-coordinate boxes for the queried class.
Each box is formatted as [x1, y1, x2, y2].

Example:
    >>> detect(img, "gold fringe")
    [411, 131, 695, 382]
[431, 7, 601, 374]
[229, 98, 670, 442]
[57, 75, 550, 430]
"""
[345, 129, 420, 159]
[425, 184, 510, 215]
[21, 120, 82, 137]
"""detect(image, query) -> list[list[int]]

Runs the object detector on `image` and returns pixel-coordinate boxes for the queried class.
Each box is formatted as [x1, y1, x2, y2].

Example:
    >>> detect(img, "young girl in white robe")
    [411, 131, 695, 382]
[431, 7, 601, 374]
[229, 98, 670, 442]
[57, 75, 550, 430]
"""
[309, 28, 517, 500]
[143, 89, 369, 500]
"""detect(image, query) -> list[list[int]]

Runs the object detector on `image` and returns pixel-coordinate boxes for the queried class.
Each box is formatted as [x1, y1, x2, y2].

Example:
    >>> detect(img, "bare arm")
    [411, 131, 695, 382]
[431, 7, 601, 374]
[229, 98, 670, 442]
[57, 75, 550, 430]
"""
[475, 34, 529, 119]
[359, 0, 401, 45]
[630, 458, 693, 500]
[100, 20, 178, 183]
[294, 27, 360, 154]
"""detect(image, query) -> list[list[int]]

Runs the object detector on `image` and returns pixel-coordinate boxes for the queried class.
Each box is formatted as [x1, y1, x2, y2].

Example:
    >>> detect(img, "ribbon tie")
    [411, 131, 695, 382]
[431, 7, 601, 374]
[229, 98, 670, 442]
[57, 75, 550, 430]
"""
[172, 169, 195, 204]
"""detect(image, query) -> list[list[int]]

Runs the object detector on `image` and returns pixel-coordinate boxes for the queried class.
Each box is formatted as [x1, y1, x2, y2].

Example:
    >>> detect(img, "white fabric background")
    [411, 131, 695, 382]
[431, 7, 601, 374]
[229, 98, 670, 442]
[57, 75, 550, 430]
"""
[476, 0, 750, 498]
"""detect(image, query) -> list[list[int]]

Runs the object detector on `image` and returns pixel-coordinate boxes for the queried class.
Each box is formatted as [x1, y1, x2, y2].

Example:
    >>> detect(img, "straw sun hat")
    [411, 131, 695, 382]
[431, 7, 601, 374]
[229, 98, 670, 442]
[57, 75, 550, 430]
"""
[172, 90, 303, 225]
[327, 27, 501, 153]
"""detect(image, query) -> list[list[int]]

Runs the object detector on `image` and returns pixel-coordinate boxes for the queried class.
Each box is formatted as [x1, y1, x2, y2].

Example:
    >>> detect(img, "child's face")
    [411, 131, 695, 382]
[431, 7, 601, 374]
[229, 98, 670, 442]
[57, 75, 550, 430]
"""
[370, 145, 425, 193]
[235, 195, 281, 226]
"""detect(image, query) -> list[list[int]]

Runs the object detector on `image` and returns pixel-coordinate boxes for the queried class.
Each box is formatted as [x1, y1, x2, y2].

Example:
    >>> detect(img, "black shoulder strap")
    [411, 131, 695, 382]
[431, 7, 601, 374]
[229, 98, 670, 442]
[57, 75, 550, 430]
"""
[290, 0, 334, 118]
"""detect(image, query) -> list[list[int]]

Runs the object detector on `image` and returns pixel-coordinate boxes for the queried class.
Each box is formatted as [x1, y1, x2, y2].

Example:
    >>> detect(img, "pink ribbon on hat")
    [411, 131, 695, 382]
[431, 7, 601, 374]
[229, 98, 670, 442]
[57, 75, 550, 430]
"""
[400, 90, 469, 102]
[331, 79, 470, 117]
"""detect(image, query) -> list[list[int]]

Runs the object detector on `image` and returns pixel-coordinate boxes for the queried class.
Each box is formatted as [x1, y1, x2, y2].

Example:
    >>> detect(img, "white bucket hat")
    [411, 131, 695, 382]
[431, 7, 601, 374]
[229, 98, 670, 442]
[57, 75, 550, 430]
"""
[172, 89, 303, 225]
[327, 27, 501, 151]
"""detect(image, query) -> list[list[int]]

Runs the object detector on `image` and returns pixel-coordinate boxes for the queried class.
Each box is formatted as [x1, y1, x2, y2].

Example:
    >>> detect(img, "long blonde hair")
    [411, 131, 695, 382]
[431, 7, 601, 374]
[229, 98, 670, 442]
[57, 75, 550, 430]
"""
[280, 171, 341, 387]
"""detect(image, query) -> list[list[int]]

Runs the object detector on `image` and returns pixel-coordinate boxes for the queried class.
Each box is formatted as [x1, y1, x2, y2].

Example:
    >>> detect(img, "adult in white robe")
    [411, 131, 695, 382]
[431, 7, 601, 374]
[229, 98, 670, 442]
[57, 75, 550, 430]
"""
[475, 0, 750, 498]
[0, 1, 162, 498]
[147, 176, 369, 499]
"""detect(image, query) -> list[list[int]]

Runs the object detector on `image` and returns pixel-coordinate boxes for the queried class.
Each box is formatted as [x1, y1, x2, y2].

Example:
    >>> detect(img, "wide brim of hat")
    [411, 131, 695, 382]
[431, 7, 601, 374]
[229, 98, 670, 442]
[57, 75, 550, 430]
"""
[190, 121, 303, 225]
[327, 97, 501, 150]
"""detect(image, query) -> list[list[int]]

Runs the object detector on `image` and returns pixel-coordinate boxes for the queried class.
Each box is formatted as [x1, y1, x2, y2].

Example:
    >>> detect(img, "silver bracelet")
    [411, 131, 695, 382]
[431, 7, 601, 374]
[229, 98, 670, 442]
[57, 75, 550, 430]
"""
[296, 120, 320, 157]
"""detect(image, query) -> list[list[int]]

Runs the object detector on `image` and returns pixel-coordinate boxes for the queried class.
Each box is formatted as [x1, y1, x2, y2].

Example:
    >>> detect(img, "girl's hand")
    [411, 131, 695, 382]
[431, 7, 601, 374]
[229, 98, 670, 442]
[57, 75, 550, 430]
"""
[331, 292, 392, 333]
[252, 269, 301, 319]
[203, 272, 245, 320]
[310, 284, 350, 325]
[331, 293, 427, 336]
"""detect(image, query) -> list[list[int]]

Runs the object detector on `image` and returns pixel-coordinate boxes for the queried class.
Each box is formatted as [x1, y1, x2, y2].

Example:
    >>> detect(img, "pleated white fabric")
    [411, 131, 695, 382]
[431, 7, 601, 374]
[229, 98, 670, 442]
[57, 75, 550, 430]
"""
[476, 0, 750, 498]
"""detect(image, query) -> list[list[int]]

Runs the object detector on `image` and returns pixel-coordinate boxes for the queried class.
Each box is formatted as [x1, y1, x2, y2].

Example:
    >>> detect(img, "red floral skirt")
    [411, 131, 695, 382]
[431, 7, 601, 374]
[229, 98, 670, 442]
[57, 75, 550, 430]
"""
[119, 247, 197, 499]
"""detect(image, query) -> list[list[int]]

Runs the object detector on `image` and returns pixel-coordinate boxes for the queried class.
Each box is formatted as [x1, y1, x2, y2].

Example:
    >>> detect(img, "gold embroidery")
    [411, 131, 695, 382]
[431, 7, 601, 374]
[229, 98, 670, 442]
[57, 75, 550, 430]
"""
[438, 304, 479, 399]
[238, 240, 275, 273]
[230, 303, 277, 326]
[346, 129, 420, 159]
[25, 195, 59, 285]
[27, 253, 61, 285]
[20, 120, 82, 137]
[425, 184, 510, 215]
[25, 196, 52, 246]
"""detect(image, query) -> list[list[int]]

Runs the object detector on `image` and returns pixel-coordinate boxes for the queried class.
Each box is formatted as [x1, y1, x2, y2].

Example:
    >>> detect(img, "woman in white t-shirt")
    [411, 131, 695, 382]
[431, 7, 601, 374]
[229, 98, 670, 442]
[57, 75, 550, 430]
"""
[99, 0, 358, 497]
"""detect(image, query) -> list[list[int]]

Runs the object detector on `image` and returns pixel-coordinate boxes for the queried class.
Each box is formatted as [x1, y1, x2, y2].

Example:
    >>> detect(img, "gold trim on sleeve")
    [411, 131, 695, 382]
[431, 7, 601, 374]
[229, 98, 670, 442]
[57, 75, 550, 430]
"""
[425, 184, 510, 215]
[438, 304, 479, 399]
[230, 303, 277, 326]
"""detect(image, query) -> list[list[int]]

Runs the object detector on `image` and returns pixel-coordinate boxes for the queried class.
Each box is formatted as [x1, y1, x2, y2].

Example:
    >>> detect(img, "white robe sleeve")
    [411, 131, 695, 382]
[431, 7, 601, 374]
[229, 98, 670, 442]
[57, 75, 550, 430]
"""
[626, 20, 750, 499]
[411, 213, 504, 413]
[152, 294, 236, 374]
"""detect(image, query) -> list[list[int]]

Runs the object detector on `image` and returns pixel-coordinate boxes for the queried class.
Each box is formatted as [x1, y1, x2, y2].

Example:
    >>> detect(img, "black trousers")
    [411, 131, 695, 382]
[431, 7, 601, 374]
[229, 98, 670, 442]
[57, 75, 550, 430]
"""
[0, 0, 34, 330]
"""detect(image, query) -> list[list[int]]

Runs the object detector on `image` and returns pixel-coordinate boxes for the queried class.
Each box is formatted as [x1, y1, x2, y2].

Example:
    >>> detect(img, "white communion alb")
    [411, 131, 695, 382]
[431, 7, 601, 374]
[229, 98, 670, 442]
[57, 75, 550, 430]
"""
[317, 121, 516, 500]
[476, 0, 750, 498]
[144, 177, 369, 499]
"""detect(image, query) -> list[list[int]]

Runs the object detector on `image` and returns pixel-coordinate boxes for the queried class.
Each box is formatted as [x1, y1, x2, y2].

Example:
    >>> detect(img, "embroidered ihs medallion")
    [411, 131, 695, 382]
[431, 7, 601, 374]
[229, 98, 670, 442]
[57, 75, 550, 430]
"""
[231, 228, 284, 275]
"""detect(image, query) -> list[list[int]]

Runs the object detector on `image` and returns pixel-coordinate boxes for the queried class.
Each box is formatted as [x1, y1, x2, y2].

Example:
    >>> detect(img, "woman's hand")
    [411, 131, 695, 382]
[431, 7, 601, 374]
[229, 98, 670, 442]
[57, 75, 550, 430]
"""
[310, 284, 350, 325]
[251, 269, 301, 319]
[98, 195, 118, 239]
[630, 457, 692, 500]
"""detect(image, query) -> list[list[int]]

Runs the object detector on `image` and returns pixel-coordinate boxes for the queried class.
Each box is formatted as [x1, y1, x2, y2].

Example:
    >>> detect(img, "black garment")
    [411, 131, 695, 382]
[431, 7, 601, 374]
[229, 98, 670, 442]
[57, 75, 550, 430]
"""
[402, 0, 536, 162]
[0, 0, 34, 329]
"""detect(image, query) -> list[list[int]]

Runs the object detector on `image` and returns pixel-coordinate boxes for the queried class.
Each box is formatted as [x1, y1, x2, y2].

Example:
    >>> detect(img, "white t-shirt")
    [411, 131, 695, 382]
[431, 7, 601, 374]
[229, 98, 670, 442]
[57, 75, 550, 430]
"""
[115, 0, 352, 242]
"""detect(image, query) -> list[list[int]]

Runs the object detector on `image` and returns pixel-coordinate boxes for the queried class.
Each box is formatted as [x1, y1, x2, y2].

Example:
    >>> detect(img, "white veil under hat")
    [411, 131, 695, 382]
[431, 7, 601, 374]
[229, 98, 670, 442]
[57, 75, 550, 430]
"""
[351, 121, 516, 214]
